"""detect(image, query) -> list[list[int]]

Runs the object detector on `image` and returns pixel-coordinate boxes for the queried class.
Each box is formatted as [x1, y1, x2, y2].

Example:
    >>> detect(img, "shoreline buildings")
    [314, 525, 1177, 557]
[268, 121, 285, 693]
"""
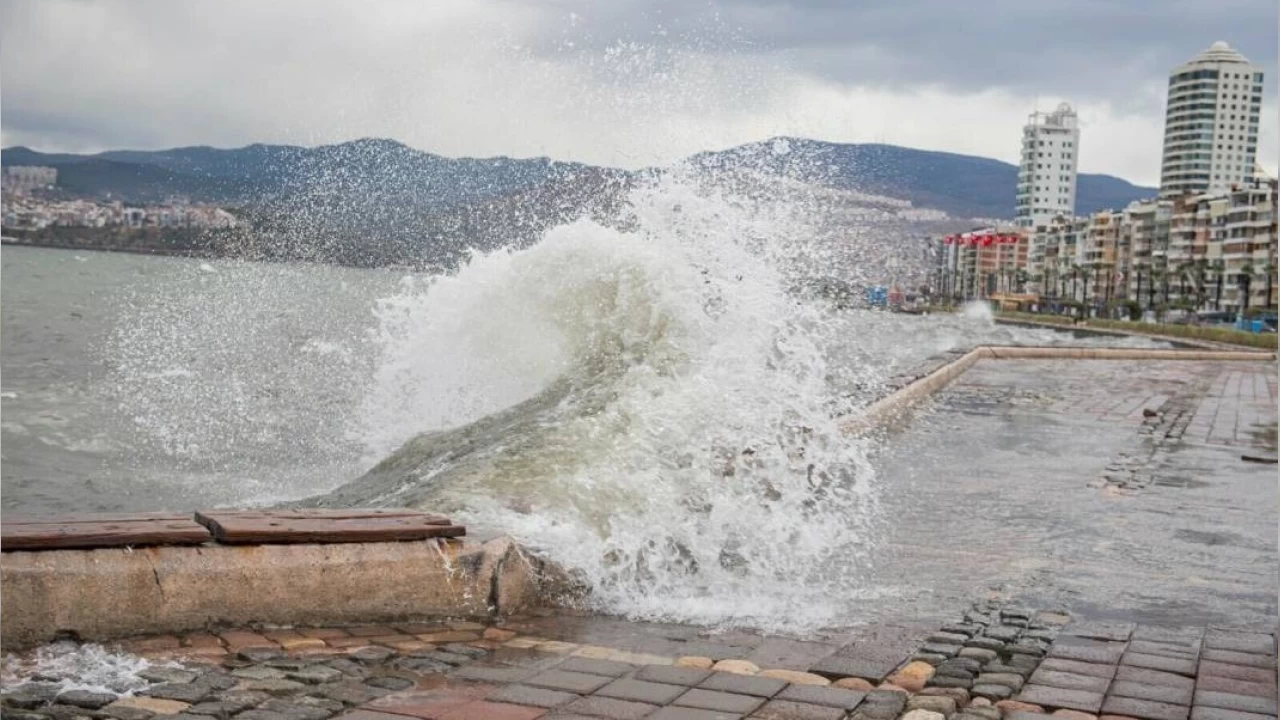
[936, 41, 1277, 318]
[1160, 41, 1264, 197]
[1015, 103, 1080, 229]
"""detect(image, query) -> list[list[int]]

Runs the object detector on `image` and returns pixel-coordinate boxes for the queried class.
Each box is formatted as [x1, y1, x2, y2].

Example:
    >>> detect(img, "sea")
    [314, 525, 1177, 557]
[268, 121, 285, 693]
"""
[1, 173, 1173, 631]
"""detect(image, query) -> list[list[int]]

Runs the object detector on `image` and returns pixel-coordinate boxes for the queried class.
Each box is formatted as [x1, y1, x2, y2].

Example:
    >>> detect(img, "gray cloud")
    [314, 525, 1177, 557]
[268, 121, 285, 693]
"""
[1, 0, 1276, 186]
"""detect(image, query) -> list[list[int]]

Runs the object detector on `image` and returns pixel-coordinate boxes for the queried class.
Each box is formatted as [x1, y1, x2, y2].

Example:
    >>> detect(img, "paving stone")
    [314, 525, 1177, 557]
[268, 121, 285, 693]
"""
[900, 711, 946, 720]
[237, 681, 308, 697]
[967, 638, 1008, 652]
[1110, 681, 1193, 706]
[144, 686, 211, 704]
[53, 692, 116, 711]
[1121, 654, 1196, 677]
[4, 684, 60, 709]
[977, 673, 1026, 690]
[1193, 676, 1276, 699]
[921, 644, 963, 657]
[930, 676, 974, 689]
[809, 655, 900, 683]
[1128, 643, 1198, 660]
[237, 710, 290, 720]
[944, 657, 984, 672]
[1197, 663, 1276, 685]
[1202, 634, 1275, 657]
[140, 668, 200, 685]
[441, 644, 489, 660]
[238, 649, 286, 663]
[1132, 628, 1204, 647]
[1064, 624, 1137, 643]
[1018, 685, 1105, 713]
[971, 685, 1014, 701]
[1009, 656, 1043, 671]
[234, 667, 288, 681]
[636, 666, 715, 687]
[449, 664, 534, 684]
[984, 663, 1034, 678]
[1199, 651, 1277, 670]
[1100, 697, 1189, 720]
[1029, 670, 1111, 694]
[912, 654, 949, 667]
[751, 699, 845, 719]
[1193, 692, 1278, 716]
[1026, 630, 1060, 643]
[255, 699, 335, 720]
[961, 649, 1000, 664]
[1009, 641, 1050, 658]
[907, 696, 956, 715]
[286, 667, 345, 685]
[1049, 639, 1127, 666]
[944, 625, 983, 638]
[987, 627, 1023, 643]
[488, 684, 577, 709]
[647, 707, 745, 720]
[106, 697, 193, 717]
[596, 679, 687, 705]
[699, 673, 787, 698]
[1189, 708, 1278, 720]
[559, 694, 658, 719]
[931, 633, 973, 646]
[1114, 667, 1194, 691]
[962, 706, 1001, 720]
[672, 688, 763, 714]
[99, 706, 155, 720]
[774, 685, 864, 710]
[312, 683, 373, 706]
[524, 669, 611, 695]
[348, 648, 395, 666]
[847, 691, 906, 720]
[362, 677, 414, 692]
[431, 700, 544, 719]
[557, 658, 636, 678]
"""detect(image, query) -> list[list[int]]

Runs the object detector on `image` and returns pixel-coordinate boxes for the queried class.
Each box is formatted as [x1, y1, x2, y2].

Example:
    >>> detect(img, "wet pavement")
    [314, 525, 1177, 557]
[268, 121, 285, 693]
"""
[861, 358, 1277, 629]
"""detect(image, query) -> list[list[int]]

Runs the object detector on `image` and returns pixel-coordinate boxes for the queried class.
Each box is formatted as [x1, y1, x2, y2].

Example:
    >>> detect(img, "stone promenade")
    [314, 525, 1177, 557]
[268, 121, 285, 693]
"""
[2, 607, 1276, 720]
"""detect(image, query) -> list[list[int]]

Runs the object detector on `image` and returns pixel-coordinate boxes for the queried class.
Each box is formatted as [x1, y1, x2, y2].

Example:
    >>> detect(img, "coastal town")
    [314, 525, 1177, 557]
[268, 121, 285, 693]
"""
[1, 167, 239, 231]
[934, 42, 1278, 327]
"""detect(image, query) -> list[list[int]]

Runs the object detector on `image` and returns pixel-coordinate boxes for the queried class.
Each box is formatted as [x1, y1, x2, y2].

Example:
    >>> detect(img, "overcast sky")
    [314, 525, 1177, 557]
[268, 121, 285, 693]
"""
[1, 0, 1276, 186]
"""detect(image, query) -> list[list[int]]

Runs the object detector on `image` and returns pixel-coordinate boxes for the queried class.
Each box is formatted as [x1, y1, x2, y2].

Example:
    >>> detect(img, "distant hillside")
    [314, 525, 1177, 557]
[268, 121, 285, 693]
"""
[3, 137, 1156, 221]
[686, 137, 1156, 219]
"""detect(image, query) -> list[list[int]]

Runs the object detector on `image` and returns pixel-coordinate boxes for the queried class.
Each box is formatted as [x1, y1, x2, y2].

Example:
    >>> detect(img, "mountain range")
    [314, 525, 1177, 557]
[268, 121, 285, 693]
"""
[2, 137, 1156, 221]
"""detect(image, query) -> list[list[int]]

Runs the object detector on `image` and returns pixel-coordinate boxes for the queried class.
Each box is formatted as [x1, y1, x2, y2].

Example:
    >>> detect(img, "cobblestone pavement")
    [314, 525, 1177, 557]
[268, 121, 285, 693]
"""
[2, 607, 1275, 720]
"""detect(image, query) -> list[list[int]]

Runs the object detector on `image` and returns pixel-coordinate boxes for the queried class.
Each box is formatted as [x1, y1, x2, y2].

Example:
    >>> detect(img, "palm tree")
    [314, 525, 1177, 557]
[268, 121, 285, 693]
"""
[1081, 265, 1091, 318]
[1264, 260, 1276, 312]
[1192, 258, 1209, 312]
[1238, 263, 1255, 317]
[1211, 259, 1225, 311]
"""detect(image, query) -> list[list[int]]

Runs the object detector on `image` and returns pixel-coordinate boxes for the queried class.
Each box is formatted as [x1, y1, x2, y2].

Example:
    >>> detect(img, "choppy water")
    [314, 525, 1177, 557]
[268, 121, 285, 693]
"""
[1, 174, 1172, 631]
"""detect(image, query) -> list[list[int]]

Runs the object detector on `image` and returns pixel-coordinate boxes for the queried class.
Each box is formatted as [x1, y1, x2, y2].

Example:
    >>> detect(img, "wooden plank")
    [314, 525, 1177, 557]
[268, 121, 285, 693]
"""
[195, 508, 450, 524]
[194, 510, 465, 545]
[3, 512, 192, 525]
[1, 517, 212, 551]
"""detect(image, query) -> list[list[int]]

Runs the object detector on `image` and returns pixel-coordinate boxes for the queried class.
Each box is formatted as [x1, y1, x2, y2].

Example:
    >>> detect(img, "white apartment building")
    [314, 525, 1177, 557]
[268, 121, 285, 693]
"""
[1015, 103, 1080, 230]
[1159, 41, 1264, 197]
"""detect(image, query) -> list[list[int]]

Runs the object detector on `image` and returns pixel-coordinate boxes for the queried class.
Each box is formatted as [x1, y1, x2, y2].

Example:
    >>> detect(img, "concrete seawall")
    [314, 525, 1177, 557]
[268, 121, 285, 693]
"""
[0, 535, 562, 650]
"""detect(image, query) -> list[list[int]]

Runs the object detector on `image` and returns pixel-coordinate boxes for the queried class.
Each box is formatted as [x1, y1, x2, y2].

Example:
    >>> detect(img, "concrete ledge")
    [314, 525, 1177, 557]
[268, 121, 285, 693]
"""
[841, 344, 1276, 436]
[983, 346, 1275, 361]
[0, 535, 560, 650]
